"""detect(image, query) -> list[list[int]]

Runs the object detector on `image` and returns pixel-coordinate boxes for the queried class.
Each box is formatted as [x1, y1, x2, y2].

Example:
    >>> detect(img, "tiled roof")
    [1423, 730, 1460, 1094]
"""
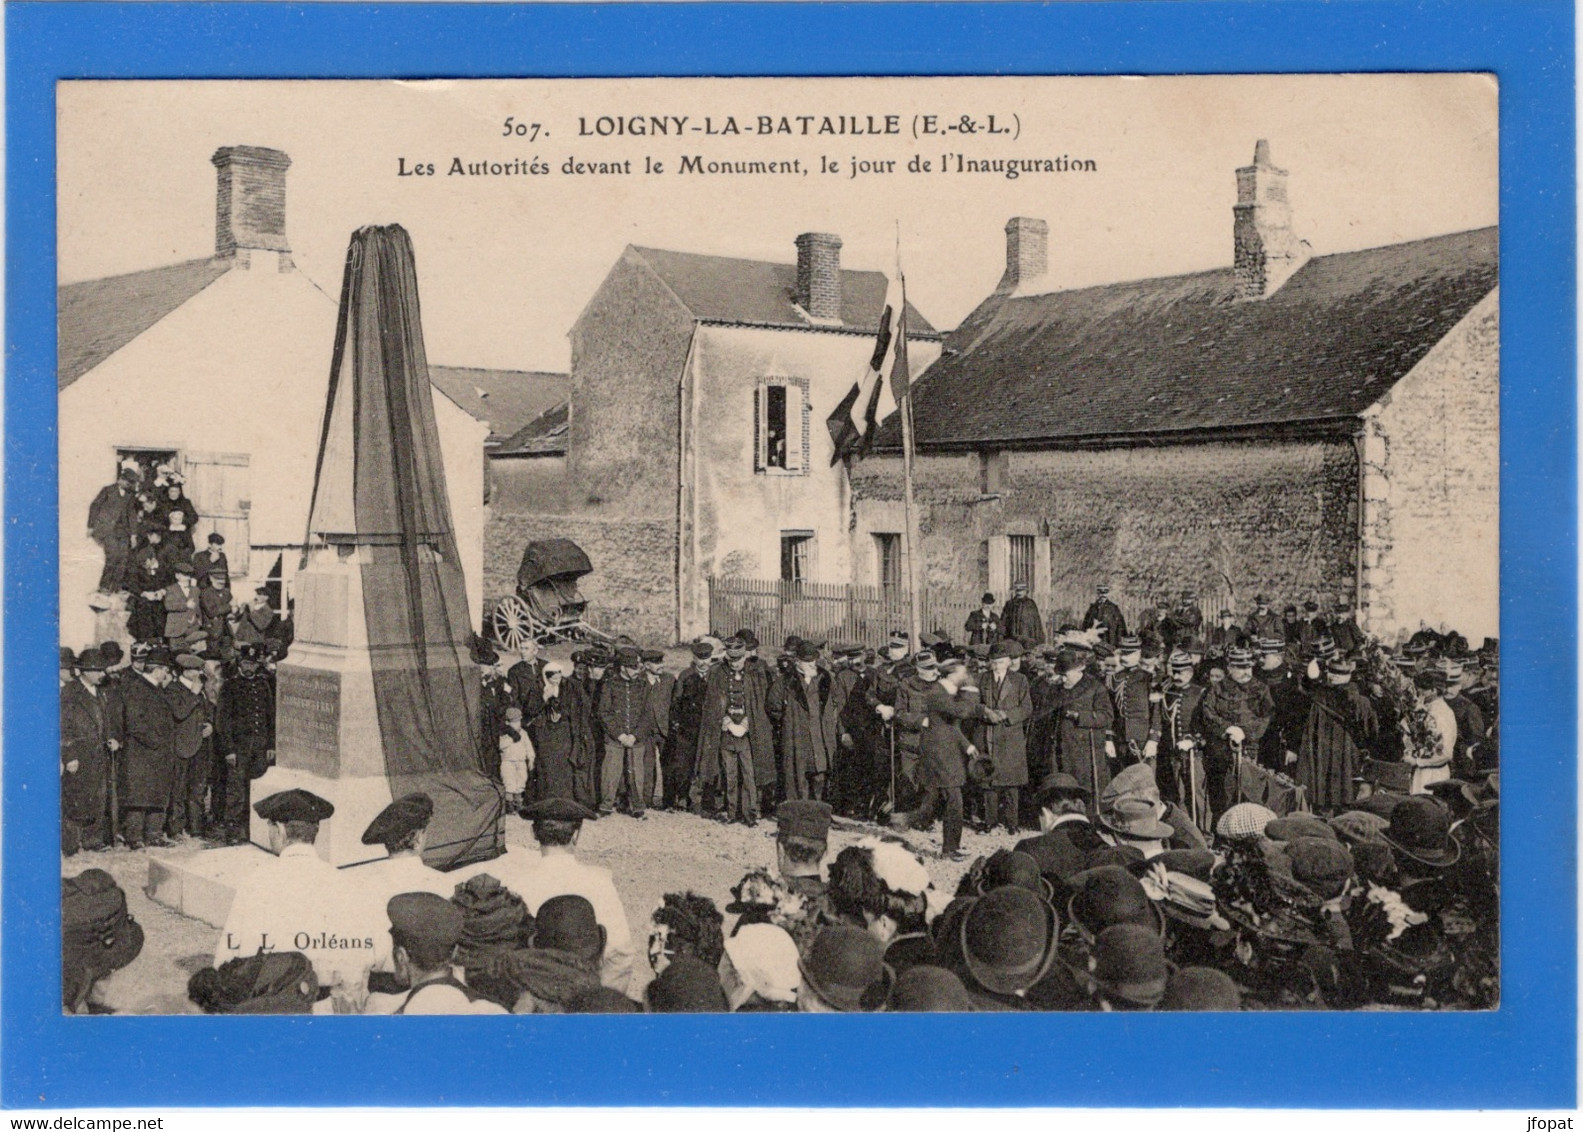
[58, 258, 233, 390]
[493, 401, 569, 457]
[875, 226, 1497, 450]
[629, 245, 940, 338]
[427, 365, 569, 443]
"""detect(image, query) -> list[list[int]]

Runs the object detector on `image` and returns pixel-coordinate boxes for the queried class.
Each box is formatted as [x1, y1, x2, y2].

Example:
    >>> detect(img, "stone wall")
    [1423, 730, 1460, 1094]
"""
[485, 509, 678, 644]
[1360, 290, 1499, 642]
[850, 438, 1360, 622]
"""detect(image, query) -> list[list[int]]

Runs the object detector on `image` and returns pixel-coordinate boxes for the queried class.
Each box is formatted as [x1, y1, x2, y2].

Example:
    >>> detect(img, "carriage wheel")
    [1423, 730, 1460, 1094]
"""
[492, 594, 537, 652]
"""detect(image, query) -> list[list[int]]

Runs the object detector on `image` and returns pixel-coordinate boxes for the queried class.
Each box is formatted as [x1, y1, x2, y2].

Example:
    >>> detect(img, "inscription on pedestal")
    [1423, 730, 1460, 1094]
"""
[277, 667, 341, 776]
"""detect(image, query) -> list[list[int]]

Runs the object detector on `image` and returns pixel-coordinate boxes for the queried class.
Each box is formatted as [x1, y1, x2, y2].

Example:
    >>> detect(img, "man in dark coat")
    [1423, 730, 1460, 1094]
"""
[641, 650, 674, 811]
[597, 646, 654, 818]
[664, 641, 714, 811]
[113, 646, 178, 848]
[530, 661, 584, 802]
[1137, 596, 1174, 648]
[1082, 584, 1127, 646]
[1108, 636, 1160, 766]
[61, 647, 113, 853]
[1329, 599, 1364, 656]
[893, 656, 986, 859]
[1255, 637, 1309, 771]
[1245, 595, 1282, 646]
[505, 638, 546, 726]
[1295, 656, 1378, 812]
[1206, 609, 1245, 662]
[1173, 591, 1205, 643]
[999, 581, 1046, 651]
[977, 640, 1032, 834]
[827, 645, 871, 816]
[190, 532, 230, 587]
[964, 594, 1001, 648]
[1196, 647, 1275, 822]
[1294, 600, 1328, 656]
[88, 472, 140, 594]
[564, 650, 608, 809]
[1158, 651, 1207, 816]
[474, 640, 508, 783]
[1049, 648, 1115, 801]
[696, 637, 773, 823]
[767, 640, 846, 803]
[1439, 659, 1488, 780]
[125, 546, 171, 643]
[166, 654, 215, 839]
[214, 644, 275, 844]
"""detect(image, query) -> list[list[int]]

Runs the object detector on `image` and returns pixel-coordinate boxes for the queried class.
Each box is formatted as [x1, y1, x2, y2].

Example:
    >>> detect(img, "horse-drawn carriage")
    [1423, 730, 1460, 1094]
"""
[489, 538, 611, 650]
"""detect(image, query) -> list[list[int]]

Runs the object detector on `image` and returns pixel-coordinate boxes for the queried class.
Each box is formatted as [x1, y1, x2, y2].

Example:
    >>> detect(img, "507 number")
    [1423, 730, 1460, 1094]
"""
[502, 117, 544, 141]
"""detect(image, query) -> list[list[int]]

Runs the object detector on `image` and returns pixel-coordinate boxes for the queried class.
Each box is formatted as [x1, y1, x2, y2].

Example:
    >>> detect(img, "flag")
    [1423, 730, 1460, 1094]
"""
[826, 274, 905, 465]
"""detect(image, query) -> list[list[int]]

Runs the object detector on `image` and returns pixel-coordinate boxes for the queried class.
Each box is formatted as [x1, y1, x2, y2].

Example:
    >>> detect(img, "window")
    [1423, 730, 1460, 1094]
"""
[1008, 534, 1036, 591]
[978, 450, 1007, 495]
[781, 532, 814, 586]
[874, 533, 902, 592]
[754, 380, 807, 474]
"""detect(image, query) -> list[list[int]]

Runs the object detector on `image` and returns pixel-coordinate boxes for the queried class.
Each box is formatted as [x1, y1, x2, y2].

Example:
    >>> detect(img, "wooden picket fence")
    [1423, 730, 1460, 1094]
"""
[707, 575, 1241, 648]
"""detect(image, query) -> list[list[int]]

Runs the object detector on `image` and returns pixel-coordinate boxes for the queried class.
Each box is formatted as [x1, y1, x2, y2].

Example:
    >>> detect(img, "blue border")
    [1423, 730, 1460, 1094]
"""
[6, 0, 1575, 1109]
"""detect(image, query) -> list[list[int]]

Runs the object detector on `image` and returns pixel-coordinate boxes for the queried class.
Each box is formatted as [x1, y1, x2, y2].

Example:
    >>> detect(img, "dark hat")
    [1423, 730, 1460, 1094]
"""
[1160, 966, 1241, 1011]
[960, 886, 1058, 996]
[1286, 838, 1354, 900]
[1011, 580, 1029, 592]
[361, 792, 434, 847]
[783, 634, 803, 652]
[974, 849, 1055, 903]
[1055, 648, 1085, 673]
[188, 952, 316, 1015]
[1254, 593, 1271, 604]
[130, 640, 152, 661]
[1218, 608, 1234, 620]
[1383, 796, 1460, 867]
[1092, 923, 1169, 1007]
[798, 926, 892, 1011]
[60, 646, 77, 667]
[535, 894, 604, 962]
[1014, 833, 1087, 883]
[988, 639, 1023, 661]
[689, 639, 714, 659]
[387, 892, 463, 956]
[253, 788, 334, 824]
[171, 560, 194, 575]
[1263, 814, 1337, 844]
[723, 636, 747, 656]
[641, 648, 664, 664]
[646, 954, 728, 1013]
[1325, 656, 1356, 676]
[470, 637, 499, 666]
[566, 986, 642, 1013]
[776, 799, 833, 843]
[888, 965, 975, 1012]
[1096, 583, 1111, 595]
[737, 628, 760, 649]
[1303, 600, 1320, 612]
[1092, 641, 1115, 660]
[614, 645, 642, 667]
[176, 654, 204, 671]
[142, 645, 176, 670]
[520, 797, 597, 823]
[1034, 771, 1091, 805]
[75, 647, 107, 672]
[793, 639, 821, 662]
[1283, 604, 1298, 616]
[62, 869, 144, 1006]
[1328, 810, 1391, 846]
[981, 592, 996, 604]
[1067, 866, 1165, 940]
[99, 640, 124, 663]
[1184, 637, 1207, 656]
[207, 532, 225, 545]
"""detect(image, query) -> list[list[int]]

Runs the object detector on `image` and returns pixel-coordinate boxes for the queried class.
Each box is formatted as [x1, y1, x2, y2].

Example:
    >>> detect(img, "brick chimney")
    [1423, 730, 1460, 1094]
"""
[997, 216, 1048, 295]
[211, 146, 292, 268]
[795, 232, 843, 321]
[1233, 140, 1308, 300]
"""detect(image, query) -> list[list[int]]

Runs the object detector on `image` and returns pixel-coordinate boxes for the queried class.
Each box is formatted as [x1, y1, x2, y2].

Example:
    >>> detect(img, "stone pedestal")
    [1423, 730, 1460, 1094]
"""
[249, 545, 396, 866]
[146, 844, 269, 928]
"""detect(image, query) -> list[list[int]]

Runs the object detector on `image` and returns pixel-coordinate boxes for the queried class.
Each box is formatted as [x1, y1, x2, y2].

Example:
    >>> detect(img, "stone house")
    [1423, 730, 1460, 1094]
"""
[854, 142, 1498, 643]
[58, 146, 490, 650]
[488, 234, 941, 641]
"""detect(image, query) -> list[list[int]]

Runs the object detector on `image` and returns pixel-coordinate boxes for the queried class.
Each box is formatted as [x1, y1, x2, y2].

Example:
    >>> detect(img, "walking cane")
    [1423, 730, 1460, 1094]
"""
[107, 740, 120, 846]
[887, 721, 897, 817]
[1186, 737, 1201, 834]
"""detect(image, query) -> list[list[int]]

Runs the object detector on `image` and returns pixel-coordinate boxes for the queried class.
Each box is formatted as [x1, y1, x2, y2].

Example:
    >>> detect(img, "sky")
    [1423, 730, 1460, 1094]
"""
[59, 74, 1498, 374]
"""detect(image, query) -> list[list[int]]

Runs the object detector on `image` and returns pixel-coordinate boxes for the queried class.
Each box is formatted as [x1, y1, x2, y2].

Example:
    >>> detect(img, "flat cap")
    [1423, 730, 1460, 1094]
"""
[776, 799, 833, 843]
[176, 654, 205, 671]
[640, 648, 665, 664]
[387, 892, 463, 955]
[520, 797, 597, 823]
[614, 645, 642, 666]
[361, 792, 434, 846]
[988, 639, 1023, 661]
[253, 788, 334, 824]
[689, 639, 715, 659]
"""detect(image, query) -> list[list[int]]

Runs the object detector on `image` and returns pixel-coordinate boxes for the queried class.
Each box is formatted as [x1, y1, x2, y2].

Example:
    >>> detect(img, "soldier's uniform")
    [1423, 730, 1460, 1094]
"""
[1197, 649, 1275, 821]
[1082, 587, 1128, 645]
[1109, 653, 1162, 765]
[215, 648, 276, 843]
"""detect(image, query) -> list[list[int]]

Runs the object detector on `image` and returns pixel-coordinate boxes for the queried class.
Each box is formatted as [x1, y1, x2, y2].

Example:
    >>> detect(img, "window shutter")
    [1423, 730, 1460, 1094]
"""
[753, 386, 764, 472]
[1033, 535, 1052, 599]
[785, 384, 806, 473]
[988, 535, 1010, 597]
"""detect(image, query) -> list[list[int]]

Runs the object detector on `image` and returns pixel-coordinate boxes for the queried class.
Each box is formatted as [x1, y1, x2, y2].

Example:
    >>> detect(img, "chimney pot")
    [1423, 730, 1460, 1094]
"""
[1000, 217, 1048, 294]
[795, 232, 843, 321]
[211, 146, 292, 262]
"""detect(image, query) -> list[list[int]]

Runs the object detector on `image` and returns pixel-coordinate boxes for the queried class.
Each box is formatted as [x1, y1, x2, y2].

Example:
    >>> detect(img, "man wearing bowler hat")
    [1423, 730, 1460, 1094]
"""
[113, 644, 179, 849]
[978, 639, 1032, 835]
[61, 647, 113, 853]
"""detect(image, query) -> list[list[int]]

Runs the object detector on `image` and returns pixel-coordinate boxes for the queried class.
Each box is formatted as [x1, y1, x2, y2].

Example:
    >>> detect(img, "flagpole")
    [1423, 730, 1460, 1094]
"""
[895, 227, 924, 652]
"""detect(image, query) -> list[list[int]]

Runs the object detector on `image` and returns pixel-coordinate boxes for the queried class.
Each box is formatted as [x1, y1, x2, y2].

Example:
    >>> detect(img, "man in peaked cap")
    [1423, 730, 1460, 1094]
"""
[999, 581, 1046, 651]
[767, 799, 841, 952]
[1197, 646, 1274, 824]
[1082, 583, 1127, 646]
[455, 797, 633, 994]
[597, 644, 654, 818]
[379, 892, 507, 1015]
[1244, 595, 1282, 649]
[216, 789, 370, 1008]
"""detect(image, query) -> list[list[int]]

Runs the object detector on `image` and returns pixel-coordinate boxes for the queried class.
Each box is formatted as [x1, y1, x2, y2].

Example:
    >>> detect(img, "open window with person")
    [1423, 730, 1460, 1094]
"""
[754, 380, 808, 475]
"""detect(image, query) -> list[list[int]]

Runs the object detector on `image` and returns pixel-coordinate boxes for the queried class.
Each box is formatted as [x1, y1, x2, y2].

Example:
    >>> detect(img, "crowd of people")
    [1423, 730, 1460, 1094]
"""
[62, 576, 1499, 1014]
